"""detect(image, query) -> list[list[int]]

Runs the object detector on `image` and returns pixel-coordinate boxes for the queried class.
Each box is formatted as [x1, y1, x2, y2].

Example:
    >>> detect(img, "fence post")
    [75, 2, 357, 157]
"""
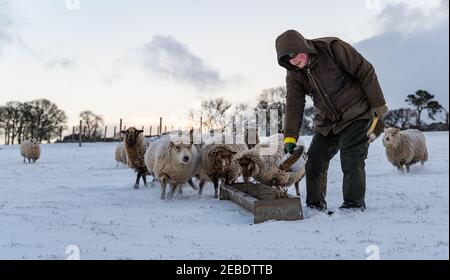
[79, 120, 82, 147]
[72, 126, 75, 142]
[200, 116, 203, 144]
[113, 126, 117, 140]
[104, 126, 108, 140]
[150, 126, 152, 137]
[119, 119, 123, 134]
[59, 126, 63, 142]
[159, 117, 163, 135]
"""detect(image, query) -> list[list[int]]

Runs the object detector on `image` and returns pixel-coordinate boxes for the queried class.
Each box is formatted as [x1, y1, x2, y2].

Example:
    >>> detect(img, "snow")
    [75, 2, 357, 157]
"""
[0, 132, 448, 260]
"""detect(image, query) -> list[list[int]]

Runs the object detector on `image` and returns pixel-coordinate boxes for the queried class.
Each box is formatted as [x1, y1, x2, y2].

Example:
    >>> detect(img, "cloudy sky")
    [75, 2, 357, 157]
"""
[0, 0, 448, 129]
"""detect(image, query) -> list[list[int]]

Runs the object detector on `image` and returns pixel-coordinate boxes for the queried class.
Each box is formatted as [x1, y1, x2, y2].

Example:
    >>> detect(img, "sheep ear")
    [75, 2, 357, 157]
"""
[138, 130, 144, 134]
[120, 131, 126, 135]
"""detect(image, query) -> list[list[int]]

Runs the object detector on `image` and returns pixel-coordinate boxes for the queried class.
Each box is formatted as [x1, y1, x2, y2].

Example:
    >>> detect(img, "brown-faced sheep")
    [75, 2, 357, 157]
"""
[121, 127, 150, 189]
[196, 143, 247, 198]
[382, 128, 428, 172]
[236, 134, 306, 196]
[20, 139, 41, 163]
[145, 135, 200, 200]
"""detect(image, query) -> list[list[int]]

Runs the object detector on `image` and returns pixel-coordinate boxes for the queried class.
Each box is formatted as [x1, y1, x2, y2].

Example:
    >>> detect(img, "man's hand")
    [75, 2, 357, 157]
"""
[367, 104, 388, 143]
[284, 137, 297, 154]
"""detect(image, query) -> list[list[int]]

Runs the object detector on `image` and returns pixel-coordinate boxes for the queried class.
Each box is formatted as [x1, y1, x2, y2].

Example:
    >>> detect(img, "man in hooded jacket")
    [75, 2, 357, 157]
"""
[275, 30, 388, 210]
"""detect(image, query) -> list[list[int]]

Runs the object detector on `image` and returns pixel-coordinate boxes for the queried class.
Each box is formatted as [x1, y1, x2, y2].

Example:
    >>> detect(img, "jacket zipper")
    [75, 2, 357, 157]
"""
[305, 67, 340, 122]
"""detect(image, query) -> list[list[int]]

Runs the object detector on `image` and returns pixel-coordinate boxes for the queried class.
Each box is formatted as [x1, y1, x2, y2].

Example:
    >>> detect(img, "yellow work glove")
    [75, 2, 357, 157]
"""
[284, 137, 297, 154]
[368, 105, 388, 143]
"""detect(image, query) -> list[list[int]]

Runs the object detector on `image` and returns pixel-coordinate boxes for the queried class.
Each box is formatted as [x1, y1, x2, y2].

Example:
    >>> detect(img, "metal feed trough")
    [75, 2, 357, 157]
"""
[220, 182, 304, 224]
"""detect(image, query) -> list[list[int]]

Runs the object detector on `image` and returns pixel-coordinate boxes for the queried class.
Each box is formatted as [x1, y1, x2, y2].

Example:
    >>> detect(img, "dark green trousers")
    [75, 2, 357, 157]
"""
[305, 119, 371, 209]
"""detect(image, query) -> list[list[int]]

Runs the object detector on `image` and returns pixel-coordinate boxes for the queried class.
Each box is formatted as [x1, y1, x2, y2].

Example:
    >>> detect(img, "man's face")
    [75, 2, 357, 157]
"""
[289, 53, 309, 68]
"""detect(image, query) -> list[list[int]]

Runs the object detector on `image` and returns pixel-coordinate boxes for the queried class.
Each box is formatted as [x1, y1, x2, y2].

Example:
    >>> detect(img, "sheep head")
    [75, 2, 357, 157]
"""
[208, 145, 238, 181]
[236, 152, 259, 183]
[121, 127, 144, 146]
[169, 141, 194, 165]
[383, 127, 401, 148]
[30, 138, 39, 147]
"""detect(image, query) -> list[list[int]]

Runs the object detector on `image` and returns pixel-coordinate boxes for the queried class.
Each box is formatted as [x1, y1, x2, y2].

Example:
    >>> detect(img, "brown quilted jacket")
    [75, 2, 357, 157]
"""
[275, 30, 386, 137]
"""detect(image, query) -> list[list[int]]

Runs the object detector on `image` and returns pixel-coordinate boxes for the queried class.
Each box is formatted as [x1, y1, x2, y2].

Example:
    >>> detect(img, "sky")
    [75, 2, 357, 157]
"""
[0, 0, 448, 130]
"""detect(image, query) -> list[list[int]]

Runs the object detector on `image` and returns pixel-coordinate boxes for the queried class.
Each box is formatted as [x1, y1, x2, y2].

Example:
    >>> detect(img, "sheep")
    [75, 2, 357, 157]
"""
[20, 139, 41, 163]
[195, 143, 248, 198]
[382, 128, 428, 172]
[144, 136, 159, 150]
[144, 135, 200, 200]
[114, 142, 128, 167]
[236, 134, 306, 197]
[121, 127, 150, 189]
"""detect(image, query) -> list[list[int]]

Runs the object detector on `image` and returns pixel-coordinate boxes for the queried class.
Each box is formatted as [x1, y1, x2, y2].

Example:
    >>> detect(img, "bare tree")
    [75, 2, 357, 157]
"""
[30, 99, 67, 143]
[200, 97, 232, 131]
[79, 110, 104, 140]
[256, 87, 287, 136]
[384, 108, 417, 130]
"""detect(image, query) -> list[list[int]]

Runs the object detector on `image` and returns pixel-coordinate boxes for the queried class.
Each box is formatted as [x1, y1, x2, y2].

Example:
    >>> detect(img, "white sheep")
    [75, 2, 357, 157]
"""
[144, 135, 200, 200]
[114, 142, 128, 167]
[382, 128, 428, 172]
[20, 139, 41, 163]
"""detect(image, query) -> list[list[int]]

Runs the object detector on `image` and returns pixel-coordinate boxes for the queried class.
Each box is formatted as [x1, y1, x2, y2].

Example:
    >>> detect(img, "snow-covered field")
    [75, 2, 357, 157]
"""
[0, 132, 448, 260]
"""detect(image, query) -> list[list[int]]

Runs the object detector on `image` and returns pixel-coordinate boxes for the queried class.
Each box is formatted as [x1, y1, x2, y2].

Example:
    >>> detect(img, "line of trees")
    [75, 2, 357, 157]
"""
[2, 89, 446, 146]
[0, 99, 68, 145]
[385, 89, 447, 130]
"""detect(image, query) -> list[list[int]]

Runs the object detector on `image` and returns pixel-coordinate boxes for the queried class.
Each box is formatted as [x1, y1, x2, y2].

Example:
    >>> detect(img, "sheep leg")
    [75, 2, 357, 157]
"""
[142, 174, 148, 188]
[28, 158, 31, 164]
[23, 157, 26, 164]
[168, 184, 177, 200]
[213, 179, 219, 199]
[406, 165, 411, 173]
[188, 178, 198, 190]
[295, 181, 300, 197]
[134, 171, 142, 189]
[177, 185, 183, 198]
[198, 179, 205, 195]
[160, 177, 168, 200]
